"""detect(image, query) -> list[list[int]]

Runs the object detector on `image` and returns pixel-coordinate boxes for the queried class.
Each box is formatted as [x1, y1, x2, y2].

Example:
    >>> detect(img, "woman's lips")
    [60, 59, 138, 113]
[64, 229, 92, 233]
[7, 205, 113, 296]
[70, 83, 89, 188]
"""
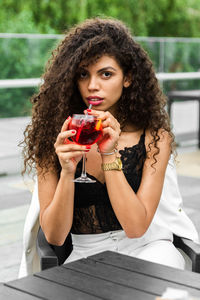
[87, 97, 104, 106]
[88, 99, 104, 106]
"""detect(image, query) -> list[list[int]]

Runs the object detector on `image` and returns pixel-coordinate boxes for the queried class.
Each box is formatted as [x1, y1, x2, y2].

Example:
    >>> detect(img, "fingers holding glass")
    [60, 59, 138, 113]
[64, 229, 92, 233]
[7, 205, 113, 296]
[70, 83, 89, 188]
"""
[55, 127, 91, 172]
[56, 143, 91, 170]
[85, 110, 120, 153]
[60, 116, 71, 132]
[54, 129, 76, 148]
[85, 109, 120, 133]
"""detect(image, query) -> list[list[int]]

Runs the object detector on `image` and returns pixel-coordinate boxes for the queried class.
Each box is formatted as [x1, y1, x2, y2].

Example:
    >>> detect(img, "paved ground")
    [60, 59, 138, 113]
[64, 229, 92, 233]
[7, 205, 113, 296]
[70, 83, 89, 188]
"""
[0, 111, 200, 283]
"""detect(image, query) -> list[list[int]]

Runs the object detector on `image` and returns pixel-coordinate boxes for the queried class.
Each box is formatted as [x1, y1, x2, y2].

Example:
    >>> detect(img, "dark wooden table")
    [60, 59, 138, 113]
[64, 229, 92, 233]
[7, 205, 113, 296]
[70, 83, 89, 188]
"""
[167, 90, 200, 148]
[1, 251, 200, 299]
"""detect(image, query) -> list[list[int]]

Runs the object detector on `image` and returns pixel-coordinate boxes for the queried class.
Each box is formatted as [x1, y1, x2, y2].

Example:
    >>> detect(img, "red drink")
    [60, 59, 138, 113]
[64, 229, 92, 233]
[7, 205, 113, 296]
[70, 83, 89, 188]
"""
[69, 115, 102, 145]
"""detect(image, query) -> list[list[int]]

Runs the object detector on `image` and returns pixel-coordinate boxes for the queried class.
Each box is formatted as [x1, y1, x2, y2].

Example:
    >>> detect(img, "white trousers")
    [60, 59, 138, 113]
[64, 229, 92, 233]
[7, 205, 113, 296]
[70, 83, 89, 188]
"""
[65, 228, 185, 270]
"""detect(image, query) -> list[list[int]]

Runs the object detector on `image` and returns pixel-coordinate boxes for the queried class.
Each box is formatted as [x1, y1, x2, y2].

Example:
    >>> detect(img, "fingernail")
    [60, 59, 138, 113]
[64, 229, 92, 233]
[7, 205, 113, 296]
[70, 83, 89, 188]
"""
[71, 130, 76, 134]
[66, 116, 71, 121]
[85, 149, 90, 152]
[86, 145, 91, 149]
[87, 109, 91, 112]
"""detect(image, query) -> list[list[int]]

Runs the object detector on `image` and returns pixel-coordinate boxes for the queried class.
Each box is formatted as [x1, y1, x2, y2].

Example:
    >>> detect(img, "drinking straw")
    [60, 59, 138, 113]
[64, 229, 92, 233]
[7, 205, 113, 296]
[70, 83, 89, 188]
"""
[86, 104, 93, 114]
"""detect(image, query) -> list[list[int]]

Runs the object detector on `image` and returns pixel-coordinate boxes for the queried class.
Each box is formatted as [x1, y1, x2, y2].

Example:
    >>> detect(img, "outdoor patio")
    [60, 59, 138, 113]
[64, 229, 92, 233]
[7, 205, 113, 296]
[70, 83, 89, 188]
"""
[0, 115, 200, 282]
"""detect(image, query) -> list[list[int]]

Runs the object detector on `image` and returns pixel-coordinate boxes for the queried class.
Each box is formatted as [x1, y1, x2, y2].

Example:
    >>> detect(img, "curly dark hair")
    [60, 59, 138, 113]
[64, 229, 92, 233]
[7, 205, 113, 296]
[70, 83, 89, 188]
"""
[22, 17, 175, 176]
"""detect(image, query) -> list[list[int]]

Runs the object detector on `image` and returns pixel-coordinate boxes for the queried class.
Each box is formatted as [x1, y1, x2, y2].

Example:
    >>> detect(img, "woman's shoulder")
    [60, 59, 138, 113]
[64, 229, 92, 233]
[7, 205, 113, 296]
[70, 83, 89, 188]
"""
[37, 163, 59, 183]
[145, 128, 172, 147]
[144, 128, 172, 163]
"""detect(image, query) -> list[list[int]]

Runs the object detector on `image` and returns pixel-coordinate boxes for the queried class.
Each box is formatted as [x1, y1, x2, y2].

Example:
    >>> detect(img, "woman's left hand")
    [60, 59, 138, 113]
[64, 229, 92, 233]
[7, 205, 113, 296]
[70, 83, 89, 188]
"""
[84, 109, 121, 153]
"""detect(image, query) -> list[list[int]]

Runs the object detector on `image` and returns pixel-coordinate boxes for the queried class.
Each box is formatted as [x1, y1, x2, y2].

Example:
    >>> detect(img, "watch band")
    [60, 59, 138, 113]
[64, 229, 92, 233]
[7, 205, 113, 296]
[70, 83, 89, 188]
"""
[101, 157, 122, 171]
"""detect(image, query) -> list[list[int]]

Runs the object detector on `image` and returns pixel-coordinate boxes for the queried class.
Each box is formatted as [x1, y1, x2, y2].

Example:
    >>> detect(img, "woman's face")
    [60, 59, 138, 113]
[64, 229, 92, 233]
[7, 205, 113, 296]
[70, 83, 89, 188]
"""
[77, 55, 130, 115]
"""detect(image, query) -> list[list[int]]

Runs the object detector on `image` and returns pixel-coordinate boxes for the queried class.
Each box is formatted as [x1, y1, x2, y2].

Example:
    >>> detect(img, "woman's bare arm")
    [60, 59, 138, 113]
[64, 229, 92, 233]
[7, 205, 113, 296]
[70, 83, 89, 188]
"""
[103, 129, 171, 238]
[38, 169, 75, 246]
[38, 117, 90, 245]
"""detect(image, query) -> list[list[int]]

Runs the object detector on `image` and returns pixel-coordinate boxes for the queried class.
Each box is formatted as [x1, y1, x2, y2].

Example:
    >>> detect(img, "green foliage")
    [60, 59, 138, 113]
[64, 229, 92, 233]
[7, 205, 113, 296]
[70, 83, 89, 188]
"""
[0, 38, 58, 79]
[0, 0, 200, 117]
[0, 25, 60, 117]
[0, 87, 34, 117]
[0, 0, 200, 37]
[0, 36, 59, 117]
[164, 42, 200, 72]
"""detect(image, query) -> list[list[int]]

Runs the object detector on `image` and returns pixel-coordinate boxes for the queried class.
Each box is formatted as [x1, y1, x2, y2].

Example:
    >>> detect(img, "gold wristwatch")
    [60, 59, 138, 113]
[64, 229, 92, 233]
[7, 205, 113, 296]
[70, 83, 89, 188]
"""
[101, 157, 123, 171]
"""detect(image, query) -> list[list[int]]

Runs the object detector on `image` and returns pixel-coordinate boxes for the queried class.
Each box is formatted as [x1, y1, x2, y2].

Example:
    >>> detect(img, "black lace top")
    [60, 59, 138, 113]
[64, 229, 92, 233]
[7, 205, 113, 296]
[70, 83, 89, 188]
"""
[71, 131, 146, 234]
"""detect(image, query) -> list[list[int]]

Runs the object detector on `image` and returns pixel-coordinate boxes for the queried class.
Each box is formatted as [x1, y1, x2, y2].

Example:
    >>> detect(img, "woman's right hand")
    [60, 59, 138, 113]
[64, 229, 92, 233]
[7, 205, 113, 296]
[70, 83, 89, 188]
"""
[54, 116, 90, 175]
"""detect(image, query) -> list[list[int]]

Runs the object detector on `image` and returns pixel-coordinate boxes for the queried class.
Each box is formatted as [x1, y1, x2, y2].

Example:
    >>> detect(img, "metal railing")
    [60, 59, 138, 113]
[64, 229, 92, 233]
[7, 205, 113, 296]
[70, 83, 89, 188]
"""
[0, 33, 200, 89]
[1, 33, 200, 74]
[1, 33, 200, 42]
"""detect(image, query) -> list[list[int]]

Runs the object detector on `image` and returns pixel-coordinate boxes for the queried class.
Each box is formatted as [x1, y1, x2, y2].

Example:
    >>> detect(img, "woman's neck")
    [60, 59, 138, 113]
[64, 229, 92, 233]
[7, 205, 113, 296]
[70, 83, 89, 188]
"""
[121, 123, 141, 133]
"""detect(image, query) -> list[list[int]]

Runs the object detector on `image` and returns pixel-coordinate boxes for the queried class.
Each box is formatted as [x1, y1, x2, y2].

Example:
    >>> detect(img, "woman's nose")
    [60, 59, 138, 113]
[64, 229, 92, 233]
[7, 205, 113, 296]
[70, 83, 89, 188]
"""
[88, 76, 99, 91]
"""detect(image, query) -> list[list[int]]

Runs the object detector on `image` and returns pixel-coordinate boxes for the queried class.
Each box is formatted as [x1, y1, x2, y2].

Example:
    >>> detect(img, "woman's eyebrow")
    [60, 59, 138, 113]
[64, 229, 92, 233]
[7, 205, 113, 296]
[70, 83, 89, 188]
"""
[78, 66, 87, 71]
[97, 66, 117, 73]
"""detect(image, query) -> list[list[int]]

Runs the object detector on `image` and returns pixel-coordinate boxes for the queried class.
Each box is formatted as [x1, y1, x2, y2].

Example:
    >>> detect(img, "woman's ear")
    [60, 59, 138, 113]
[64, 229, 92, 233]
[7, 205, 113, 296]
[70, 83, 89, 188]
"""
[123, 74, 132, 88]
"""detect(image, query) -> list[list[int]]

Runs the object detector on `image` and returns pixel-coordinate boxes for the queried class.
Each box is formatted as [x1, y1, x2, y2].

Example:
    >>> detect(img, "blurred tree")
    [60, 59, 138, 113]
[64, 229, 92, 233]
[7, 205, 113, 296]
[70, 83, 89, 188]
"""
[0, 0, 200, 117]
[146, 0, 200, 37]
[0, 0, 200, 37]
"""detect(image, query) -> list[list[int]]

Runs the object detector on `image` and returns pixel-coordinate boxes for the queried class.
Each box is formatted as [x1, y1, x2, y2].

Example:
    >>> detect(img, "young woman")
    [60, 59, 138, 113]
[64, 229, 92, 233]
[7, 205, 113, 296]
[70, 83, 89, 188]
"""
[21, 18, 198, 273]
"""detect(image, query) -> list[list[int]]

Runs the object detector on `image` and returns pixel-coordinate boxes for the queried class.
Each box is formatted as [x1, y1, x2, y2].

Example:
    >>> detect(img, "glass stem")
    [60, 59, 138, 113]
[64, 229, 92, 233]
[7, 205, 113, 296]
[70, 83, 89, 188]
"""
[81, 153, 87, 178]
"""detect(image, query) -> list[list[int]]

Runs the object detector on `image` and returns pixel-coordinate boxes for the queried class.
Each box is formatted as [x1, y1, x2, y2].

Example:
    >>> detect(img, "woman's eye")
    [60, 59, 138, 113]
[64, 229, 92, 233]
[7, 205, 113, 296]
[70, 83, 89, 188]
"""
[79, 71, 88, 79]
[102, 71, 112, 78]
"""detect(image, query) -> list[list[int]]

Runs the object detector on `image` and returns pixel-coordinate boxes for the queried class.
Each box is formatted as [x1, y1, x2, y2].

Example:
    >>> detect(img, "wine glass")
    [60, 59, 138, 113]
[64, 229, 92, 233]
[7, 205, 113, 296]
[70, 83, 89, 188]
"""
[69, 114, 103, 183]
